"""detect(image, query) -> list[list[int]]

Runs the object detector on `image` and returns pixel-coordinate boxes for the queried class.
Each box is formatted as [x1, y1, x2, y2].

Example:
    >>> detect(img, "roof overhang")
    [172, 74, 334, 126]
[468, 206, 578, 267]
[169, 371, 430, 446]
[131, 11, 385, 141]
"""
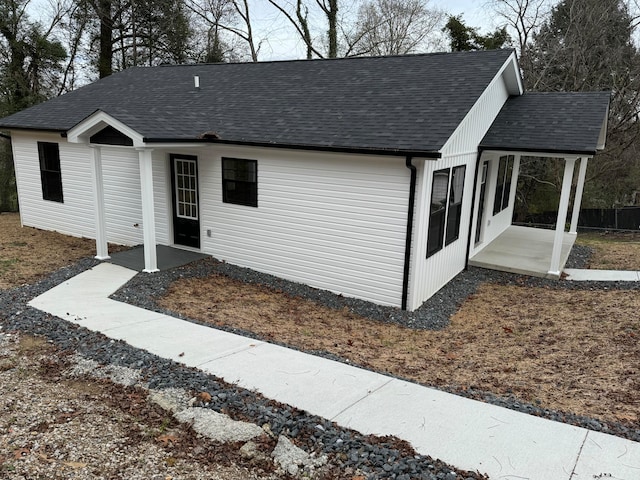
[596, 102, 609, 150]
[66, 110, 145, 147]
[500, 50, 524, 96]
[143, 137, 443, 159]
[480, 148, 593, 159]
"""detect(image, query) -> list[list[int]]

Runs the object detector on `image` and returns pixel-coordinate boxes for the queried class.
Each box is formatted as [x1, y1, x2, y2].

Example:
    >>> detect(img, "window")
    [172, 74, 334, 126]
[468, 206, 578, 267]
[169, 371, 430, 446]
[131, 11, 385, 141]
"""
[493, 155, 514, 215]
[38, 142, 63, 202]
[426, 169, 450, 258]
[426, 165, 467, 258]
[222, 158, 257, 207]
[174, 157, 198, 219]
[445, 165, 466, 245]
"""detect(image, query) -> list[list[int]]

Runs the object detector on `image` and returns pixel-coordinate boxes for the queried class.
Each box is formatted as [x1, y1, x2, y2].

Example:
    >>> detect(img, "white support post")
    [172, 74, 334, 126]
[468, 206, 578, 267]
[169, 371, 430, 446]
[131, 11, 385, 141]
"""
[90, 146, 110, 260]
[508, 154, 521, 214]
[138, 148, 158, 273]
[570, 157, 589, 235]
[549, 157, 576, 276]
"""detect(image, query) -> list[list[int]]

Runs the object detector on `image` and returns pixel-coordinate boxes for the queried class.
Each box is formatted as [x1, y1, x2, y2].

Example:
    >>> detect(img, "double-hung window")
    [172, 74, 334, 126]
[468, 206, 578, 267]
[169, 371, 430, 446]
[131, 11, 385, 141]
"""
[426, 165, 466, 258]
[38, 142, 63, 203]
[493, 155, 514, 215]
[222, 158, 257, 207]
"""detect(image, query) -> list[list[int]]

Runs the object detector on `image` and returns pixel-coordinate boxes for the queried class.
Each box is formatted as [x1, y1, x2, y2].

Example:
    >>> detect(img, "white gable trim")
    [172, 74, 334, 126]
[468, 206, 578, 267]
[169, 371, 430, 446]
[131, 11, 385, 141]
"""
[597, 103, 609, 150]
[438, 51, 523, 158]
[499, 51, 524, 96]
[66, 110, 145, 147]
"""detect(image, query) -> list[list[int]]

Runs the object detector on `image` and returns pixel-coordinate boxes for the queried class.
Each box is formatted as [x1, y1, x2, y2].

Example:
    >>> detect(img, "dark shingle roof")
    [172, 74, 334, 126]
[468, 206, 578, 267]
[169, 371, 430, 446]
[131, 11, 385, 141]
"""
[0, 50, 516, 155]
[481, 91, 610, 155]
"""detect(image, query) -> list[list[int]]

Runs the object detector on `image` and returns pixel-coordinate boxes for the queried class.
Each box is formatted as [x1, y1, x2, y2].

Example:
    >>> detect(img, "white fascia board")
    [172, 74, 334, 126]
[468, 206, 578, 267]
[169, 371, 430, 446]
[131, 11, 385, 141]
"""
[66, 110, 145, 147]
[482, 149, 593, 160]
[500, 51, 524, 96]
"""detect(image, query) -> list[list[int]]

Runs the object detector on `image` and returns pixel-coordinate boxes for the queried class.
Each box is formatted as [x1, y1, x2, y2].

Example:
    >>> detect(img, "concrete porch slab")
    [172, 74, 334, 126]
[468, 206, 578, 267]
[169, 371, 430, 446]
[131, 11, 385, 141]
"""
[470, 225, 576, 278]
[108, 245, 208, 272]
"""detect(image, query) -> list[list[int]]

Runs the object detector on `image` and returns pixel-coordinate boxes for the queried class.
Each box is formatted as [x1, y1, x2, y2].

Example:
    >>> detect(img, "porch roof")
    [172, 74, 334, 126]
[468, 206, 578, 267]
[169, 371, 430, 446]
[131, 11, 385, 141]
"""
[480, 91, 610, 156]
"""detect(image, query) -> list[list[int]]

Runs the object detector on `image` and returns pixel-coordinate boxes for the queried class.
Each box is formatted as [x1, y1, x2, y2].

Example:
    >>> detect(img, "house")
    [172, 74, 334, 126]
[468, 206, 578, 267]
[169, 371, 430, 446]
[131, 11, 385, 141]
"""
[0, 49, 609, 311]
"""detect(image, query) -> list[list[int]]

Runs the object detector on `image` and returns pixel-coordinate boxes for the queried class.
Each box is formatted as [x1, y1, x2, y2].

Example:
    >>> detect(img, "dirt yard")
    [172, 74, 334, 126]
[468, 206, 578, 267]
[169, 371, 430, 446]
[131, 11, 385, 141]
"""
[0, 212, 128, 289]
[576, 230, 640, 270]
[159, 274, 640, 427]
[160, 232, 640, 428]
[0, 334, 275, 479]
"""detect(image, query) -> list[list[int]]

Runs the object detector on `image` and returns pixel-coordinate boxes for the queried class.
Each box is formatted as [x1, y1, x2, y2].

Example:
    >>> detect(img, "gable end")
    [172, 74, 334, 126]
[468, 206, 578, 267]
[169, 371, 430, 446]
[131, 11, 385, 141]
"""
[89, 125, 134, 146]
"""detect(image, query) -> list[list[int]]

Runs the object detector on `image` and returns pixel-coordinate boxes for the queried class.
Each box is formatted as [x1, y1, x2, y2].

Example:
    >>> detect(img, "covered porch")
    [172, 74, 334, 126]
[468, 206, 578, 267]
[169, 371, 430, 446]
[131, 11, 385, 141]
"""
[470, 91, 610, 279]
[469, 225, 576, 278]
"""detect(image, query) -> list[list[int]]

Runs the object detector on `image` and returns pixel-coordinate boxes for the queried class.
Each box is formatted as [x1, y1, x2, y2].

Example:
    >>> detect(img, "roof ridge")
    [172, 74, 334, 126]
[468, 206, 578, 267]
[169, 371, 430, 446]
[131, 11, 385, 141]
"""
[153, 48, 516, 69]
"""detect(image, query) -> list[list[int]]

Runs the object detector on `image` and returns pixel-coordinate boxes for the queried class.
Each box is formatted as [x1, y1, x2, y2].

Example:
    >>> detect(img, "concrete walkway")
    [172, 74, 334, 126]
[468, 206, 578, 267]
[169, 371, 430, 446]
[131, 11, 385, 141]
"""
[29, 263, 640, 480]
[564, 268, 640, 281]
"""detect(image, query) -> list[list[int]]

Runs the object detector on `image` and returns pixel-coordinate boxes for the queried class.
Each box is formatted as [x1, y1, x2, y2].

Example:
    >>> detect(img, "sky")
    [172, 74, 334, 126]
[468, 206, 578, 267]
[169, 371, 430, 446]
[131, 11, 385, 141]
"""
[246, 0, 496, 61]
[27, 0, 497, 63]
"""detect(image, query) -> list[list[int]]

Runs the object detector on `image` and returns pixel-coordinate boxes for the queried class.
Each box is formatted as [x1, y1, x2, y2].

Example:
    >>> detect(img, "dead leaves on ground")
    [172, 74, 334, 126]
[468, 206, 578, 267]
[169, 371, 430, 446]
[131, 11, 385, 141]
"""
[161, 272, 640, 426]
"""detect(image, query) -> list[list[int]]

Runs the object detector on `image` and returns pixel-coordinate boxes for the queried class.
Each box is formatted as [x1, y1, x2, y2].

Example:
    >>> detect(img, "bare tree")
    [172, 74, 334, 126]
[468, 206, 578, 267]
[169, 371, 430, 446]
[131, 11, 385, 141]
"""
[265, 0, 343, 58]
[346, 0, 444, 56]
[490, 0, 550, 54]
[186, 0, 262, 61]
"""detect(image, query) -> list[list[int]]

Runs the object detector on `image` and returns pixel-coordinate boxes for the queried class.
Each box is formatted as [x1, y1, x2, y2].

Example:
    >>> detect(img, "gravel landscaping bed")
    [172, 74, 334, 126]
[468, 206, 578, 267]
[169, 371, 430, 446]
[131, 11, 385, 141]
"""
[0, 259, 483, 480]
[1, 247, 639, 479]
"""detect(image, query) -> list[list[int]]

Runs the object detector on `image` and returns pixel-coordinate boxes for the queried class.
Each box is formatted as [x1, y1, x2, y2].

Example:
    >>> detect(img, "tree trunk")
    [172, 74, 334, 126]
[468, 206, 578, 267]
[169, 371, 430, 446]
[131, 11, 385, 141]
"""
[98, 0, 113, 78]
[326, 0, 338, 58]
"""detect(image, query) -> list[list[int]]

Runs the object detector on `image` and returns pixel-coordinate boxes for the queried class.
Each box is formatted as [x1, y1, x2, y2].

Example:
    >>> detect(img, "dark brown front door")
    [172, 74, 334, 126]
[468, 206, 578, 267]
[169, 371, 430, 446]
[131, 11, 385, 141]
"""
[170, 154, 200, 249]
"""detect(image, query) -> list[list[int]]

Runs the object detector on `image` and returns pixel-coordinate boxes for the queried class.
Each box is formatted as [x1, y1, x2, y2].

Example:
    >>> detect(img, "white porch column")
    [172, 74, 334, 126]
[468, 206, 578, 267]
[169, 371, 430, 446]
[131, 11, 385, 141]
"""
[569, 157, 589, 234]
[89, 146, 110, 260]
[137, 148, 158, 273]
[508, 154, 521, 208]
[549, 157, 577, 276]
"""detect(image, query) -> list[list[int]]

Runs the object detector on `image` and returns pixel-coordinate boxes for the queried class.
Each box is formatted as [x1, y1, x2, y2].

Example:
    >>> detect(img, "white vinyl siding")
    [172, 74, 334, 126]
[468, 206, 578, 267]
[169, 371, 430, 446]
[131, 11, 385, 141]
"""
[199, 146, 409, 307]
[151, 151, 170, 246]
[11, 131, 95, 238]
[408, 154, 476, 309]
[407, 67, 513, 310]
[11, 133, 170, 247]
[100, 147, 170, 246]
[100, 147, 144, 245]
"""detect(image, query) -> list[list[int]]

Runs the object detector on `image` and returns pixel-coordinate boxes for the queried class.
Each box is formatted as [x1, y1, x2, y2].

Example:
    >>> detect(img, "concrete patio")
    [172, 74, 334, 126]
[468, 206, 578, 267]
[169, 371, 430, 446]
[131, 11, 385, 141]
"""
[469, 225, 576, 278]
[108, 245, 208, 272]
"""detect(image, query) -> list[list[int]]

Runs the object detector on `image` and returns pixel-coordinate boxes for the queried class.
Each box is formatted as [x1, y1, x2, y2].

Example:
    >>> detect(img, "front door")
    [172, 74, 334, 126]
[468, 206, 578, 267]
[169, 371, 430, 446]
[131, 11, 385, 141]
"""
[170, 154, 200, 248]
[475, 160, 489, 245]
